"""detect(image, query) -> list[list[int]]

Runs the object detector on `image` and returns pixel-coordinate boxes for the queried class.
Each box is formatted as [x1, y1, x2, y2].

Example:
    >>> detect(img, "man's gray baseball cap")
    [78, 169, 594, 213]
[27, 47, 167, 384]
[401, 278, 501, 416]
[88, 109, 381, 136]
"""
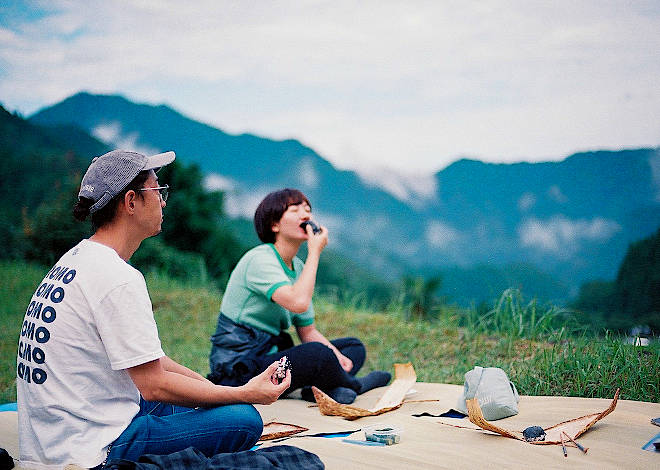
[79, 149, 176, 214]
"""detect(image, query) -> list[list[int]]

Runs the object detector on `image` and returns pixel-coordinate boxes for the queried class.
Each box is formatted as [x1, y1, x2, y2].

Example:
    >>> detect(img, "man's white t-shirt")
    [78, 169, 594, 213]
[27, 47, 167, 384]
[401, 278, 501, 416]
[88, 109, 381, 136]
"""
[16, 239, 165, 470]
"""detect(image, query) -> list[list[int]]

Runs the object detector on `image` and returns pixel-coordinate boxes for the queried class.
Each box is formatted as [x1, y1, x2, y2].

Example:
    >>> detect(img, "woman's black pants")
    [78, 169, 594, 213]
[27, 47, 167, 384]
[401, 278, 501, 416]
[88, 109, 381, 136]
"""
[257, 337, 366, 394]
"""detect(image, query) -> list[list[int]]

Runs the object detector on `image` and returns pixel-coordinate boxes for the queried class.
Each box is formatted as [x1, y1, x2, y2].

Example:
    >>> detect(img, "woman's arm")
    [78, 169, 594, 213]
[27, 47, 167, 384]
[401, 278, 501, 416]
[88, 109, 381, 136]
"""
[271, 225, 328, 313]
[296, 324, 354, 372]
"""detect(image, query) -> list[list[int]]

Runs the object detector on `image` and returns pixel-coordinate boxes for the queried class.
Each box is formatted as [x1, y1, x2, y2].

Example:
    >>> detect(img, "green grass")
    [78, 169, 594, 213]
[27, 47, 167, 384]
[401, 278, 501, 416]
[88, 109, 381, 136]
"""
[2, 260, 658, 404]
[1, 261, 49, 403]
[314, 299, 659, 402]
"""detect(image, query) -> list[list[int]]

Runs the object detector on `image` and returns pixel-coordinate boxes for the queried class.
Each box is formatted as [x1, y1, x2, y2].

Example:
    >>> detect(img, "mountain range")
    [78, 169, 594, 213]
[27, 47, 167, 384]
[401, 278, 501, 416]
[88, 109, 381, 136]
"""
[27, 92, 660, 304]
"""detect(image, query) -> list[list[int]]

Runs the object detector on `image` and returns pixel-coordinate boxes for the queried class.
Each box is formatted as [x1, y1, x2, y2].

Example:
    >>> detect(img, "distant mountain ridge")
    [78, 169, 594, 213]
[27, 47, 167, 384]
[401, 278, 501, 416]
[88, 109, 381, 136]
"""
[28, 92, 660, 303]
[29, 92, 421, 277]
[421, 150, 660, 284]
[0, 104, 112, 262]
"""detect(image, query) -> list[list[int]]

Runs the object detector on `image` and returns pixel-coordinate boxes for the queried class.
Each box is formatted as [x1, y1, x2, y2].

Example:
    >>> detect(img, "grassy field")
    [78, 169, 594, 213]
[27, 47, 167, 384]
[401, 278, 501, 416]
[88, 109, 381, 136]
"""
[2, 260, 658, 404]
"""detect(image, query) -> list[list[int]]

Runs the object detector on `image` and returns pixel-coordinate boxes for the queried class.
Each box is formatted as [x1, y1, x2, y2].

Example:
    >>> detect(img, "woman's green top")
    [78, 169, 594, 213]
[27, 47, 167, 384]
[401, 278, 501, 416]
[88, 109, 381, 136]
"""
[219, 244, 315, 336]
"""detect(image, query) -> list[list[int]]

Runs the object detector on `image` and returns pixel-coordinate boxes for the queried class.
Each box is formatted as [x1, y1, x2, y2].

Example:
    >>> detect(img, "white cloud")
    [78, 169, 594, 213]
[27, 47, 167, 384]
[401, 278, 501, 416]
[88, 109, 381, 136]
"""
[203, 173, 237, 192]
[518, 192, 536, 211]
[296, 157, 319, 188]
[1, 1, 659, 172]
[222, 188, 270, 219]
[425, 220, 461, 249]
[351, 214, 392, 243]
[518, 215, 621, 254]
[91, 122, 159, 155]
[356, 165, 437, 207]
[547, 185, 568, 203]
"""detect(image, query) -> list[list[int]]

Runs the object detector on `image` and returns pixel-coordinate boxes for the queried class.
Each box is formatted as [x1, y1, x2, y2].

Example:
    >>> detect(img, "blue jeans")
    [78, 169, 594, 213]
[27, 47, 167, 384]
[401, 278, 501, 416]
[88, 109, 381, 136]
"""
[106, 399, 263, 463]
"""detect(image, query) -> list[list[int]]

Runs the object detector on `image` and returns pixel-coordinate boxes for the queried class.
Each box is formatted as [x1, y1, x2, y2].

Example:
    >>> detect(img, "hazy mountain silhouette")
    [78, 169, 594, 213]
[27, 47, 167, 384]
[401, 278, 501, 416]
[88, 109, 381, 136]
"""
[421, 150, 660, 288]
[28, 92, 660, 303]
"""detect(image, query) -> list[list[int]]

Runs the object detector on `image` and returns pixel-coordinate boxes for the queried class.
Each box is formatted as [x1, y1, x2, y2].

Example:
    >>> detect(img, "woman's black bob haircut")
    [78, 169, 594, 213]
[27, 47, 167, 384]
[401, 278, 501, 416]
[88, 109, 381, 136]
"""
[254, 188, 311, 243]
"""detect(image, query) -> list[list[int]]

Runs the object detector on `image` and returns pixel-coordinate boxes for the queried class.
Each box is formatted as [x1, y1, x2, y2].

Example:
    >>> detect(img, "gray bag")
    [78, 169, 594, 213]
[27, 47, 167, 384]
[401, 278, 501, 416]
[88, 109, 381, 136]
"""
[456, 366, 519, 420]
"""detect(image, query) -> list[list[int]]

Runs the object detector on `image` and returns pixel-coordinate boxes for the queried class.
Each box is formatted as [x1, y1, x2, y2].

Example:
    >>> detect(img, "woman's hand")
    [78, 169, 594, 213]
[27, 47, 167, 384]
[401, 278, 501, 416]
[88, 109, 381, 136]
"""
[297, 324, 354, 372]
[334, 350, 354, 373]
[305, 223, 328, 255]
[239, 361, 291, 405]
[271, 225, 327, 313]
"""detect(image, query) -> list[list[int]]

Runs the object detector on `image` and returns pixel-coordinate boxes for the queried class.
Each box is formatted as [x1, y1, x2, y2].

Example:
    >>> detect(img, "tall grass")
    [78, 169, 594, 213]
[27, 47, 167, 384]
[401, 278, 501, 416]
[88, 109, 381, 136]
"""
[1, 261, 48, 403]
[318, 289, 659, 402]
[2, 261, 658, 404]
[458, 288, 580, 340]
[516, 331, 660, 399]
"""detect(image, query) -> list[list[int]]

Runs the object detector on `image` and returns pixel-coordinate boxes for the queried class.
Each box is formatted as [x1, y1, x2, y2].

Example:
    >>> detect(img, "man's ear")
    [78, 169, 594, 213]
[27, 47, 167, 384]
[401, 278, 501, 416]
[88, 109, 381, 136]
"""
[124, 190, 137, 214]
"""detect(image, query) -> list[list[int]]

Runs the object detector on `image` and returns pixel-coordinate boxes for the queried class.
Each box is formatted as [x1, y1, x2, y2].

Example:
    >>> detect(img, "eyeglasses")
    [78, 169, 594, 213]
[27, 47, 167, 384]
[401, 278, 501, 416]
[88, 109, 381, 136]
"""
[139, 184, 169, 202]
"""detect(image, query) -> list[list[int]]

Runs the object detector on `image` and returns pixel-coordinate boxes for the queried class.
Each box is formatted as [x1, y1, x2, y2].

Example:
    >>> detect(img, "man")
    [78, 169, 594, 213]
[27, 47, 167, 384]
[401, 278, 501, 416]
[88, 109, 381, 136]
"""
[16, 149, 290, 469]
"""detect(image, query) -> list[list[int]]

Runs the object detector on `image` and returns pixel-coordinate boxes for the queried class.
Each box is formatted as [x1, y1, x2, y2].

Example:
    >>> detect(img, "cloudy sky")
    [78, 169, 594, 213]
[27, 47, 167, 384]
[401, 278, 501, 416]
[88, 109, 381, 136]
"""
[1, 0, 659, 174]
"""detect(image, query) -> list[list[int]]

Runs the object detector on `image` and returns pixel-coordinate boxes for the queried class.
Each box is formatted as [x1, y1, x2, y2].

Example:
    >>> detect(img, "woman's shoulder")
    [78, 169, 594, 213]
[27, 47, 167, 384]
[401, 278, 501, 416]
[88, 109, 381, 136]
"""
[236, 244, 279, 268]
[243, 243, 277, 259]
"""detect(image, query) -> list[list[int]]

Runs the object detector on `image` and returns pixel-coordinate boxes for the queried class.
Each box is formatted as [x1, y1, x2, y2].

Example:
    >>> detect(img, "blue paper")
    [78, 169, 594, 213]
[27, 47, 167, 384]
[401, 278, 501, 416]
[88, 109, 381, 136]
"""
[641, 431, 660, 452]
[0, 403, 17, 412]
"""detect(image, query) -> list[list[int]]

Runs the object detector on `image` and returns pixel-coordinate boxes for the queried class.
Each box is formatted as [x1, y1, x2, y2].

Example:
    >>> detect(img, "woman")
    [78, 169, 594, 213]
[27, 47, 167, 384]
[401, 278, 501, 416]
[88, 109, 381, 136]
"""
[209, 188, 390, 404]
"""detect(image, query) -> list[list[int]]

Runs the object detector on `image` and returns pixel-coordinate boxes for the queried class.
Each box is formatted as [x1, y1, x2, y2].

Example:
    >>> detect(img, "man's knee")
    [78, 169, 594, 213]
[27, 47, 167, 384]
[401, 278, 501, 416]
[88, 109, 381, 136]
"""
[221, 403, 263, 435]
[197, 404, 263, 454]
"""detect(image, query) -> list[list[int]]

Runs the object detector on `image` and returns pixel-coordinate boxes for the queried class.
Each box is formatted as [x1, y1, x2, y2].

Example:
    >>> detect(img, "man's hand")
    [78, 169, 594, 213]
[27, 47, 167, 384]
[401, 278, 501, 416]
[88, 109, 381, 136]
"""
[239, 361, 291, 405]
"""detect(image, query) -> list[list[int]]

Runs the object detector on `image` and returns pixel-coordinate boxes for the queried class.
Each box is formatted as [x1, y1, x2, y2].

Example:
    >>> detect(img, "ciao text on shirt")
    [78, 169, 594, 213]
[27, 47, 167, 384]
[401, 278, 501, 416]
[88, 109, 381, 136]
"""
[17, 265, 76, 385]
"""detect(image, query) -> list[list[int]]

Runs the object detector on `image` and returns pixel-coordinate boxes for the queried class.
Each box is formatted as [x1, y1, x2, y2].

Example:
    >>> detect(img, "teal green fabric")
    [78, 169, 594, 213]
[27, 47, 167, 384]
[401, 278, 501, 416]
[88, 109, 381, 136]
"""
[455, 366, 519, 420]
[220, 244, 315, 336]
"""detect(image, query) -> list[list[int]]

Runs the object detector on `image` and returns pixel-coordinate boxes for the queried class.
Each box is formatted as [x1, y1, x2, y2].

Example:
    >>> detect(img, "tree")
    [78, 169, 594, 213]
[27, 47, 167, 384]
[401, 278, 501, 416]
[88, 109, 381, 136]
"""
[157, 160, 247, 283]
[573, 227, 660, 333]
[571, 280, 616, 328]
[613, 228, 660, 332]
[21, 178, 91, 265]
[400, 275, 443, 320]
